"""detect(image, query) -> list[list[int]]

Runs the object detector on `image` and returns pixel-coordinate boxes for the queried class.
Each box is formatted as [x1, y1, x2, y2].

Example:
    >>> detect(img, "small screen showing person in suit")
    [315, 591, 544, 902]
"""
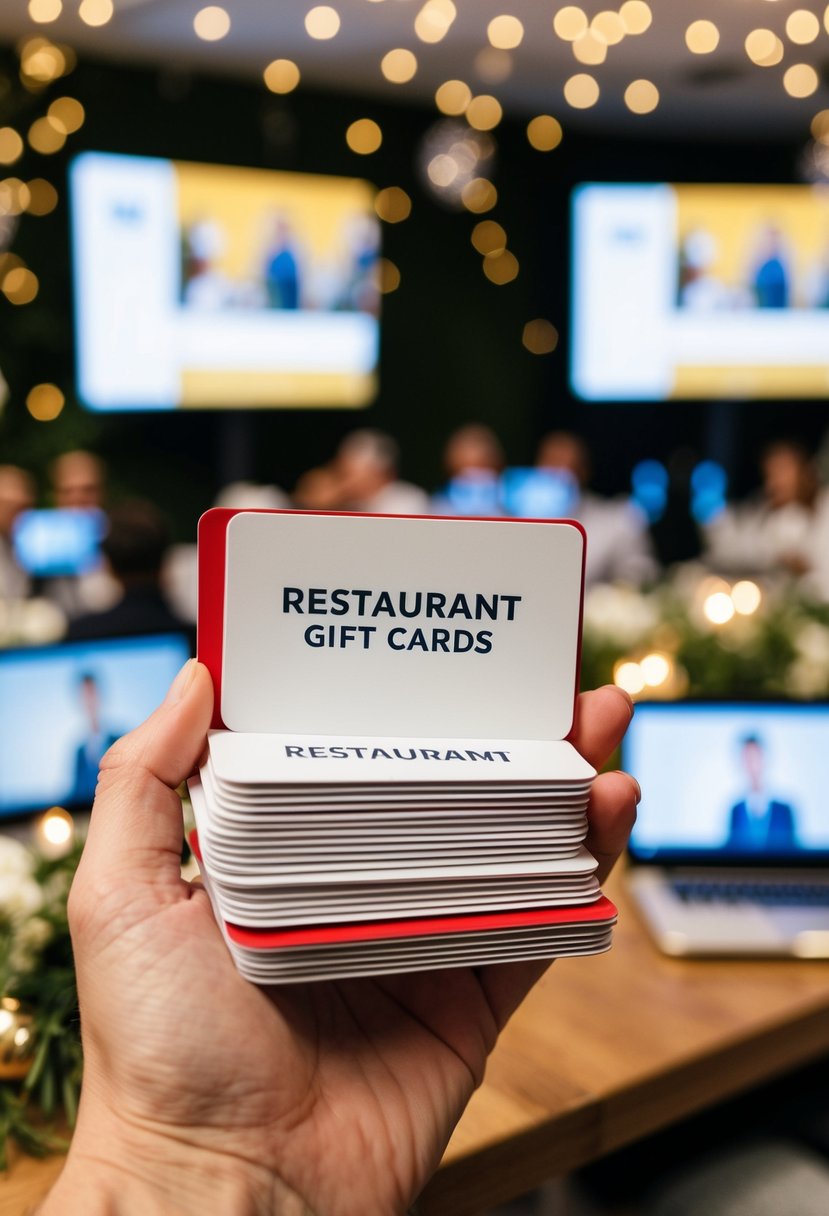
[70, 671, 121, 807]
[725, 733, 799, 852]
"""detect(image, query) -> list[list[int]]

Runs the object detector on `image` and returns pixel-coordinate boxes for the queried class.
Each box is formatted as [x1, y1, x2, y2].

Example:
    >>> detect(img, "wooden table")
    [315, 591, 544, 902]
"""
[6, 871, 829, 1216]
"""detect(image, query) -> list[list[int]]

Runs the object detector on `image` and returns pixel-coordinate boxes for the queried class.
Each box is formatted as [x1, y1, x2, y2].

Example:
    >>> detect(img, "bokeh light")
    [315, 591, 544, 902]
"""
[4, 267, 39, 305]
[614, 660, 646, 696]
[784, 64, 819, 97]
[47, 96, 85, 133]
[26, 382, 65, 420]
[346, 118, 382, 154]
[483, 249, 518, 283]
[624, 79, 659, 114]
[434, 79, 471, 115]
[78, 0, 113, 27]
[553, 6, 588, 42]
[264, 59, 300, 94]
[522, 319, 559, 354]
[193, 6, 230, 41]
[572, 32, 607, 67]
[466, 95, 502, 130]
[381, 49, 418, 84]
[415, 1, 457, 44]
[0, 128, 24, 165]
[745, 29, 784, 67]
[619, 1, 652, 35]
[487, 15, 524, 50]
[564, 73, 600, 109]
[731, 580, 762, 615]
[471, 220, 507, 254]
[28, 116, 66, 154]
[527, 115, 563, 151]
[685, 20, 719, 54]
[640, 652, 671, 687]
[461, 177, 497, 212]
[786, 10, 820, 45]
[374, 186, 411, 222]
[703, 591, 735, 625]
[305, 6, 340, 40]
[375, 258, 401, 293]
[25, 178, 59, 215]
[28, 0, 62, 22]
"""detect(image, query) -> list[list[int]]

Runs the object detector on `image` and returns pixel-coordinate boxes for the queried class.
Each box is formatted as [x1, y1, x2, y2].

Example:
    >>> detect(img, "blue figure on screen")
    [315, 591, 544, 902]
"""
[752, 225, 790, 309]
[70, 672, 119, 807]
[726, 733, 798, 852]
[264, 216, 301, 310]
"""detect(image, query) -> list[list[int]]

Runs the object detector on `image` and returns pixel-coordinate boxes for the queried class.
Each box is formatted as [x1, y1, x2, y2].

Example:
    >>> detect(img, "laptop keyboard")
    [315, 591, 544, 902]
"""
[671, 880, 829, 907]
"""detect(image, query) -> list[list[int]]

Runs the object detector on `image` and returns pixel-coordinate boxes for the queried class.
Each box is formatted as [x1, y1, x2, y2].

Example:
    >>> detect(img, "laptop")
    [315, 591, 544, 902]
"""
[0, 633, 191, 820]
[623, 699, 829, 958]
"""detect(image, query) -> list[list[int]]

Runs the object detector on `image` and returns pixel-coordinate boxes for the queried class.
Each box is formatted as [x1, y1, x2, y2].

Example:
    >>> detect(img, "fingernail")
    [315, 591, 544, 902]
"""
[632, 777, 642, 804]
[166, 659, 197, 704]
[616, 687, 635, 719]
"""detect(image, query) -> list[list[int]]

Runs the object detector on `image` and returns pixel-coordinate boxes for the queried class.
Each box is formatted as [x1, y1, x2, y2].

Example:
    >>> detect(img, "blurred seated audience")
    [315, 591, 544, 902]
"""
[537, 431, 658, 586]
[67, 500, 194, 648]
[293, 429, 430, 515]
[0, 464, 35, 601]
[704, 439, 829, 595]
[44, 449, 119, 617]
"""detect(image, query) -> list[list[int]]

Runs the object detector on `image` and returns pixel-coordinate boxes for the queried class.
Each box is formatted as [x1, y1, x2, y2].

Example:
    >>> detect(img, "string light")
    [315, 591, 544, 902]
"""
[193, 6, 230, 40]
[811, 109, 829, 144]
[20, 38, 66, 83]
[564, 73, 600, 108]
[381, 49, 417, 84]
[434, 79, 471, 115]
[614, 660, 646, 696]
[487, 15, 524, 50]
[345, 118, 382, 154]
[0, 178, 31, 215]
[37, 806, 74, 856]
[527, 115, 563, 151]
[264, 59, 300, 93]
[703, 591, 735, 625]
[305, 6, 340, 40]
[685, 20, 719, 54]
[640, 652, 671, 687]
[731, 581, 762, 615]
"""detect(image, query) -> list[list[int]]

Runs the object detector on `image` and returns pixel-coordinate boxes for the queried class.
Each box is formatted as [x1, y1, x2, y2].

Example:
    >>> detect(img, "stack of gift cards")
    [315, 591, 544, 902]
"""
[190, 509, 617, 982]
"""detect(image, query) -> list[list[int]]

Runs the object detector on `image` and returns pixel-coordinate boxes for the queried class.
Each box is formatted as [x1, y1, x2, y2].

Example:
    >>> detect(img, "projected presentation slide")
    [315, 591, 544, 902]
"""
[572, 183, 829, 400]
[70, 153, 380, 410]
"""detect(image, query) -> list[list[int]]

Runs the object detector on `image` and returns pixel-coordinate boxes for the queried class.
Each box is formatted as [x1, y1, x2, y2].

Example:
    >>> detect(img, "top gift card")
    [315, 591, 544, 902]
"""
[198, 510, 586, 741]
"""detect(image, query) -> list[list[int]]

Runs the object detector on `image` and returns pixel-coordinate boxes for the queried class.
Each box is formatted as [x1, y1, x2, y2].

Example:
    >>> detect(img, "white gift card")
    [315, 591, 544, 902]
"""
[199, 510, 585, 741]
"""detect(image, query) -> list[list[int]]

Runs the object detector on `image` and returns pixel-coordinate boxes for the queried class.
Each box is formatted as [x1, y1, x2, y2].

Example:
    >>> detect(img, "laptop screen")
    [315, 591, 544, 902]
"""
[0, 633, 191, 819]
[623, 700, 829, 866]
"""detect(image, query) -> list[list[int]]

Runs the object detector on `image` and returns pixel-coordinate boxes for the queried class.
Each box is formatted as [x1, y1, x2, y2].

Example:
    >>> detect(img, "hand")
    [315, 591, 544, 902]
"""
[40, 662, 638, 1216]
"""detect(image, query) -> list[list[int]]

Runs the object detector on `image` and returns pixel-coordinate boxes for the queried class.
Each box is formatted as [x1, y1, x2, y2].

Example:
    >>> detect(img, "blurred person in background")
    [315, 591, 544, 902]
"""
[537, 431, 658, 587]
[704, 439, 829, 596]
[0, 463, 36, 601]
[293, 429, 430, 515]
[67, 499, 194, 648]
[432, 423, 505, 516]
[46, 449, 119, 617]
